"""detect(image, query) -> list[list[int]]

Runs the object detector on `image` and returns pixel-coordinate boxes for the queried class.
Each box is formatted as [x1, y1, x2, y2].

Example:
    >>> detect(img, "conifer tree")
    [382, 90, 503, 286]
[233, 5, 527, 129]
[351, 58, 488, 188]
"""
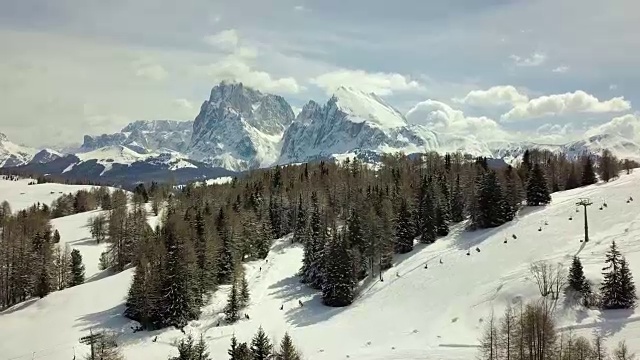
[169, 334, 211, 360]
[568, 256, 592, 305]
[225, 280, 240, 323]
[160, 214, 200, 328]
[504, 165, 523, 219]
[53, 229, 61, 244]
[216, 208, 235, 285]
[300, 192, 325, 289]
[601, 241, 637, 309]
[240, 273, 250, 307]
[394, 199, 414, 254]
[69, 249, 85, 287]
[450, 174, 465, 223]
[476, 171, 508, 229]
[582, 155, 598, 186]
[292, 195, 307, 244]
[192, 209, 217, 297]
[250, 326, 273, 360]
[526, 163, 551, 206]
[228, 335, 251, 360]
[565, 164, 580, 190]
[274, 332, 302, 360]
[435, 173, 451, 236]
[322, 230, 356, 307]
[416, 177, 436, 244]
[346, 208, 367, 280]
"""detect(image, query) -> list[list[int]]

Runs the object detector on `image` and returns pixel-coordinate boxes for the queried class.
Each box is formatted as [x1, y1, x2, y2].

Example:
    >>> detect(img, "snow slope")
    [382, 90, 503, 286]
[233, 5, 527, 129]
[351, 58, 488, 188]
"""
[0, 178, 114, 212]
[2, 173, 640, 359]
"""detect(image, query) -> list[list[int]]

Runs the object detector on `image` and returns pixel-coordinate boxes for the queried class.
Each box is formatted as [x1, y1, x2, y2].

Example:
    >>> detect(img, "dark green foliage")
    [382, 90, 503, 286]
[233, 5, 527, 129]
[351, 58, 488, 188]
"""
[133, 183, 149, 203]
[346, 208, 367, 280]
[450, 174, 465, 223]
[292, 195, 307, 244]
[160, 215, 201, 329]
[225, 281, 240, 323]
[274, 332, 302, 360]
[300, 192, 325, 289]
[394, 199, 414, 254]
[503, 165, 523, 219]
[169, 334, 211, 360]
[322, 230, 356, 307]
[526, 163, 551, 206]
[601, 241, 637, 309]
[69, 249, 85, 287]
[228, 335, 251, 360]
[240, 273, 250, 307]
[250, 326, 273, 360]
[216, 208, 235, 285]
[53, 229, 61, 244]
[416, 177, 436, 244]
[475, 171, 508, 229]
[582, 155, 598, 186]
[568, 256, 593, 305]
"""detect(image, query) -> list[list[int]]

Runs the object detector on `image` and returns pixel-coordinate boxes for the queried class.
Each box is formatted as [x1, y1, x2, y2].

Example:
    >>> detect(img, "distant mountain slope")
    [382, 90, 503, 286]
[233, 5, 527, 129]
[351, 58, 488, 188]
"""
[0, 133, 37, 167]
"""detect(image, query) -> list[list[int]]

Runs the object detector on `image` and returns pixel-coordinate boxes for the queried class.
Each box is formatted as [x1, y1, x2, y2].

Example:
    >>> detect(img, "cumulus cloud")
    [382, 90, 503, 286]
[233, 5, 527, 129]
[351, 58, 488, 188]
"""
[510, 53, 547, 67]
[586, 114, 640, 140]
[406, 99, 509, 140]
[199, 60, 301, 94]
[173, 98, 194, 110]
[455, 85, 528, 107]
[552, 65, 570, 73]
[311, 69, 423, 96]
[204, 29, 239, 51]
[134, 63, 168, 81]
[501, 90, 631, 121]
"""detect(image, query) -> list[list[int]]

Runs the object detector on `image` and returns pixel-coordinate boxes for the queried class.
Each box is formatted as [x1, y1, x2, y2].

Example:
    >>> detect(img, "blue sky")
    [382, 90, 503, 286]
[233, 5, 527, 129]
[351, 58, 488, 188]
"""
[0, 0, 638, 147]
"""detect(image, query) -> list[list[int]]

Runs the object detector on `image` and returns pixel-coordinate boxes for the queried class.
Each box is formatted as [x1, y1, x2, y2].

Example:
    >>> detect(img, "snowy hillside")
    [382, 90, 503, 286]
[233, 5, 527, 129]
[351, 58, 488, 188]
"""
[0, 133, 37, 167]
[1, 172, 640, 359]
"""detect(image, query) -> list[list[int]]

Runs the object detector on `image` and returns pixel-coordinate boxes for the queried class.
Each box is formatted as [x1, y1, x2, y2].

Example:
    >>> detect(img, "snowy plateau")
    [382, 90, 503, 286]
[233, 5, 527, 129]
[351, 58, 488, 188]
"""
[1, 82, 640, 185]
[1, 171, 640, 359]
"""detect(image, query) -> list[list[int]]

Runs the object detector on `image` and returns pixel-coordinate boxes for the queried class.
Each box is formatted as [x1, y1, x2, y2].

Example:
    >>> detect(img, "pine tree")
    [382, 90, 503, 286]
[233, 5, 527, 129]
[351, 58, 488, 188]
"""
[476, 171, 508, 229]
[526, 163, 551, 206]
[224, 280, 240, 323]
[582, 155, 598, 186]
[394, 199, 414, 254]
[239, 273, 250, 307]
[568, 256, 592, 306]
[69, 249, 85, 287]
[192, 209, 217, 298]
[160, 214, 200, 329]
[322, 230, 356, 307]
[250, 326, 273, 360]
[228, 335, 251, 360]
[416, 177, 436, 244]
[292, 195, 307, 244]
[346, 208, 367, 280]
[504, 165, 523, 220]
[450, 174, 465, 223]
[53, 229, 61, 243]
[601, 241, 637, 309]
[274, 332, 302, 360]
[435, 173, 450, 236]
[301, 192, 325, 289]
[169, 334, 211, 360]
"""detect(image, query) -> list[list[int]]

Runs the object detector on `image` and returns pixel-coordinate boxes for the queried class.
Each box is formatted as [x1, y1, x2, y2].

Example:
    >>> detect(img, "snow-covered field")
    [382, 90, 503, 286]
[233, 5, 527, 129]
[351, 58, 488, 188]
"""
[1, 172, 640, 359]
[0, 178, 118, 212]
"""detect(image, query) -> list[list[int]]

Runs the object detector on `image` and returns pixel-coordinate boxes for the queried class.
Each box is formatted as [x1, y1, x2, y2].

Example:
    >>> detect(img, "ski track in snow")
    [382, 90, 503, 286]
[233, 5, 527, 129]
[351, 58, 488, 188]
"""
[2, 173, 640, 359]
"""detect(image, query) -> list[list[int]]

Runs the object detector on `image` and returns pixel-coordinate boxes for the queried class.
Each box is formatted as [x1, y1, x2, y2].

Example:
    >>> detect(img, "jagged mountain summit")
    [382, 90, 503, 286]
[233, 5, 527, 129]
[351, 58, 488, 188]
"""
[0, 133, 37, 167]
[80, 120, 193, 154]
[278, 86, 491, 164]
[188, 81, 295, 170]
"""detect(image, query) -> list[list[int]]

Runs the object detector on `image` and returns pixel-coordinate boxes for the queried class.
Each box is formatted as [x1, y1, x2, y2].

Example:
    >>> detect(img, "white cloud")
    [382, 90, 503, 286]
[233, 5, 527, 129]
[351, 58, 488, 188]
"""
[173, 98, 194, 110]
[294, 5, 309, 12]
[311, 69, 423, 96]
[199, 60, 301, 94]
[536, 123, 573, 136]
[406, 99, 509, 140]
[552, 65, 570, 73]
[204, 29, 239, 51]
[501, 90, 631, 121]
[609, 84, 618, 90]
[586, 114, 640, 140]
[510, 52, 547, 67]
[134, 63, 168, 81]
[456, 85, 528, 107]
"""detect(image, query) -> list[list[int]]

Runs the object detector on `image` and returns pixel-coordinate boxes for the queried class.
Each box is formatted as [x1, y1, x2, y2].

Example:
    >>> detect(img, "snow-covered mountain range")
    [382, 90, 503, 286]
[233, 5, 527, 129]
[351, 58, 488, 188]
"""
[2, 82, 639, 183]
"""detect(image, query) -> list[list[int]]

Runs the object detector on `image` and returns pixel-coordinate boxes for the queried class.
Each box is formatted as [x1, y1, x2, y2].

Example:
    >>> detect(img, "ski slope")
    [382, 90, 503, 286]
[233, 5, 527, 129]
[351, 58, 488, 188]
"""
[1, 172, 640, 359]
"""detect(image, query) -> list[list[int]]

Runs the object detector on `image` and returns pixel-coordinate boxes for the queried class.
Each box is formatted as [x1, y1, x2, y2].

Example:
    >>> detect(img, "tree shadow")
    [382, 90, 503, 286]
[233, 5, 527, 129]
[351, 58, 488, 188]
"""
[596, 309, 637, 337]
[267, 275, 315, 303]
[0, 298, 39, 316]
[85, 269, 116, 284]
[281, 293, 350, 328]
[68, 237, 98, 247]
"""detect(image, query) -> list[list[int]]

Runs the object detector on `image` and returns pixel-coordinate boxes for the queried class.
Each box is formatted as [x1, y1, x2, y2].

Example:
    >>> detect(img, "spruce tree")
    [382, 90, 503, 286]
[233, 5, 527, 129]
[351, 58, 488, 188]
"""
[274, 332, 302, 360]
[53, 229, 61, 244]
[394, 199, 414, 254]
[228, 335, 251, 360]
[217, 227, 235, 285]
[193, 210, 217, 297]
[292, 195, 307, 244]
[250, 326, 273, 360]
[504, 165, 523, 220]
[125, 254, 162, 329]
[225, 280, 240, 323]
[568, 256, 592, 305]
[301, 192, 325, 289]
[240, 273, 250, 307]
[416, 177, 436, 244]
[169, 334, 211, 360]
[582, 155, 598, 186]
[526, 163, 551, 206]
[601, 241, 637, 309]
[435, 173, 451, 236]
[69, 249, 85, 287]
[346, 208, 367, 280]
[450, 174, 465, 223]
[160, 215, 200, 329]
[476, 171, 508, 229]
[322, 230, 356, 307]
